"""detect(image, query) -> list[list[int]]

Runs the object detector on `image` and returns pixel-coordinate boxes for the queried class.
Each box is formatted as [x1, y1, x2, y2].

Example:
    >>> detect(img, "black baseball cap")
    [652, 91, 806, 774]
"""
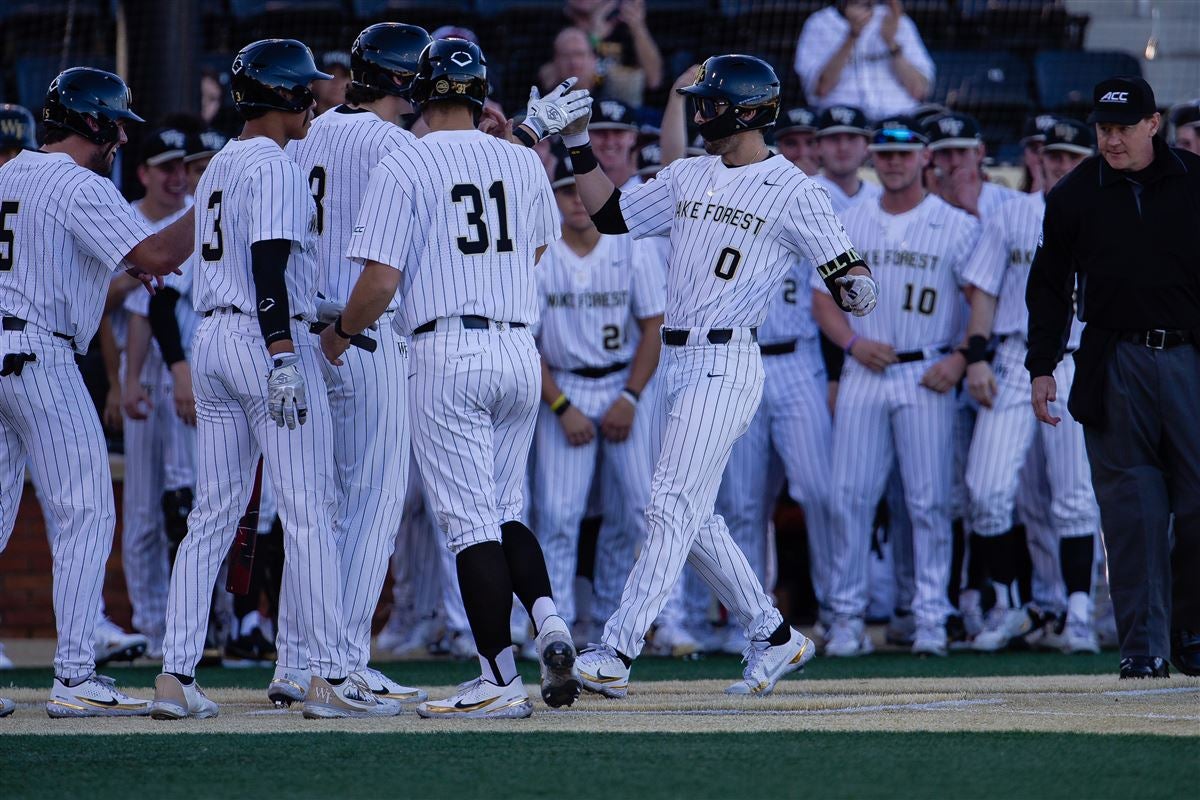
[1170, 100, 1200, 130]
[816, 105, 870, 137]
[551, 157, 576, 190]
[637, 138, 662, 177]
[1087, 76, 1156, 125]
[589, 98, 638, 132]
[140, 127, 189, 166]
[1042, 118, 1095, 156]
[321, 50, 351, 74]
[775, 106, 818, 137]
[1020, 113, 1059, 146]
[923, 111, 982, 151]
[185, 129, 228, 163]
[869, 116, 927, 151]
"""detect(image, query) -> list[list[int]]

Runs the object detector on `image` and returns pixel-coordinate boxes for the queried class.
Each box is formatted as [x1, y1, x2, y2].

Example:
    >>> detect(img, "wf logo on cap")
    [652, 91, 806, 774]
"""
[830, 106, 855, 125]
[160, 129, 186, 148]
[1053, 123, 1078, 142]
[599, 100, 626, 121]
[938, 117, 965, 136]
[1100, 91, 1129, 103]
[788, 108, 815, 125]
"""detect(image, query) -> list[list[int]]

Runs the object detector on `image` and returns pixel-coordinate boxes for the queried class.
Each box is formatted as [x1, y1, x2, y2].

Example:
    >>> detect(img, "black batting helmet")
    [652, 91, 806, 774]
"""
[677, 55, 780, 142]
[0, 104, 37, 151]
[351, 23, 432, 99]
[231, 39, 332, 120]
[42, 67, 144, 145]
[410, 39, 488, 113]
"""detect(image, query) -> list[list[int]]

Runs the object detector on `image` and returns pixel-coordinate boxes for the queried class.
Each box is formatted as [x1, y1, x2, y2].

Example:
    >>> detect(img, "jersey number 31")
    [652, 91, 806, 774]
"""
[451, 181, 513, 255]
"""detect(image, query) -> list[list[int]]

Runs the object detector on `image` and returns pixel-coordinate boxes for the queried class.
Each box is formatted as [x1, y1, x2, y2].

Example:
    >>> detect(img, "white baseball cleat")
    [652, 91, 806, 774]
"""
[46, 675, 152, 718]
[823, 617, 873, 657]
[416, 676, 533, 720]
[268, 665, 311, 708]
[972, 607, 1035, 652]
[353, 666, 427, 703]
[0, 697, 14, 717]
[1063, 594, 1101, 654]
[912, 623, 948, 657]
[535, 615, 582, 709]
[93, 618, 148, 666]
[149, 673, 219, 720]
[725, 628, 814, 696]
[577, 644, 630, 698]
[302, 674, 403, 719]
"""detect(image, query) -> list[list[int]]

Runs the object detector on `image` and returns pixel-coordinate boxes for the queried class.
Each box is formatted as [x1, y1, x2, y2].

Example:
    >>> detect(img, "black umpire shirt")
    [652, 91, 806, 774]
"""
[1025, 136, 1200, 427]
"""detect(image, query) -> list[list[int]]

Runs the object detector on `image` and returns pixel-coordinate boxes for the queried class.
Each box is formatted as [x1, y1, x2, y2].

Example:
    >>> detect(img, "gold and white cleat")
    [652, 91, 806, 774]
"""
[46, 675, 152, 718]
[416, 676, 533, 719]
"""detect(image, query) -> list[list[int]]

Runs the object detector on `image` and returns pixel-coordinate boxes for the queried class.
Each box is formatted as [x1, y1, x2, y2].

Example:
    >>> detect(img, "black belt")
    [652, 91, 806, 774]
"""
[895, 346, 952, 364]
[759, 339, 797, 357]
[2, 316, 75, 346]
[1120, 329, 1193, 350]
[570, 361, 629, 379]
[411, 315, 527, 336]
[203, 307, 304, 321]
[662, 327, 758, 347]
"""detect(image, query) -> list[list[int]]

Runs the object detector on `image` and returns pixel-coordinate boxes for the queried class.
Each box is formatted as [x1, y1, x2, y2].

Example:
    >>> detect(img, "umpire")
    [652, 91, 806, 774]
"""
[1026, 76, 1200, 679]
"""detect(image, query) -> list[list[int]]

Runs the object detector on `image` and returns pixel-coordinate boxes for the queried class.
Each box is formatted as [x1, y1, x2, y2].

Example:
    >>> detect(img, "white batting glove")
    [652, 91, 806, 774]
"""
[266, 353, 308, 430]
[524, 77, 593, 140]
[836, 274, 879, 317]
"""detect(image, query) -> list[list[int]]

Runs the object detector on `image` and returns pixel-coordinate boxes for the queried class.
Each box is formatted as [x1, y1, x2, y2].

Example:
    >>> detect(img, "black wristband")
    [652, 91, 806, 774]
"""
[622, 386, 640, 401]
[334, 315, 353, 340]
[568, 143, 599, 174]
[513, 126, 538, 148]
[963, 334, 989, 365]
[553, 398, 571, 416]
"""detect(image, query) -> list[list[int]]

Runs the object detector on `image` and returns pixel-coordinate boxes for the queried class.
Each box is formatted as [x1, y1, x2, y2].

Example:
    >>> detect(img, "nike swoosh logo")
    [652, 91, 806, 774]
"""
[706, 372, 724, 378]
[764, 179, 781, 186]
[453, 695, 501, 711]
[580, 670, 626, 684]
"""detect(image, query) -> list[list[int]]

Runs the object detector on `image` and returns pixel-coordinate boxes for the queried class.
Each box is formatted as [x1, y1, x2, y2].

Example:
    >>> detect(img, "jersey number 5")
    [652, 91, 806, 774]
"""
[0, 201, 18, 272]
[201, 191, 224, 262]
[451, 181, 514, 255]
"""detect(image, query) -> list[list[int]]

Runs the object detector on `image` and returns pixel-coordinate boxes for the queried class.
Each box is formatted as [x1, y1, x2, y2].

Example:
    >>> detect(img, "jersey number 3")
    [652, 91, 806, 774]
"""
[201, 191, 224, 262]
[451, 181, 513, 255]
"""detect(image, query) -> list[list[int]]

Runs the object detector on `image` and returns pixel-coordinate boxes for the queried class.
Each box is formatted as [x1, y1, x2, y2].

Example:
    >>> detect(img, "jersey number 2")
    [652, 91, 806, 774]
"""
[201, 191, 223, 262]
[451, 181, 513, 255]
[0, 201, 17, 272]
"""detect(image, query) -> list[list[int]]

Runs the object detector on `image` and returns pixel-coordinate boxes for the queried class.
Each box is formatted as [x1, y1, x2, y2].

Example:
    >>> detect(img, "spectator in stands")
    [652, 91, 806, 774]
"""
[198, 68, 240, 139]
[772, 107, 822, 176]
[313, 51, 351, 116]
[796, 0, 933, 121]
[562, 0, 663, 105]
[1019, 113, 1058, 193]
[1170, 101, 1200, 156]
[540, 27, 604, 100]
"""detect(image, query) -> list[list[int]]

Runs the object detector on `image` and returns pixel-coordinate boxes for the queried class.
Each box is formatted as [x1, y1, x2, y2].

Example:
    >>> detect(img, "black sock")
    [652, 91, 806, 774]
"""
[456, 541, 515, 661]
[168, 672, 194, 686]
[616, 650, 633, 668]
[987, 529, 1019, 605]
[949, 519, 966, 607]
[500, 521, 554, 614]
[1060, 534, 1095, 596]
[1014, 525, 1033, 608]
[576, 516, 601, 581]
[967, 532, 989, 591]
[327, 677, 345, 686]
[766, 622, 791, 647]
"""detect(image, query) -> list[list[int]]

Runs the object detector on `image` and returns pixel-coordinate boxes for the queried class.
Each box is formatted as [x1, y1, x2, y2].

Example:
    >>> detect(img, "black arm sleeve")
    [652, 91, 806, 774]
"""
[250, 239, 294, 347]
[590, 188, 629, 235]
[148, 287, 186, 366]
[815, 248, 870, 312]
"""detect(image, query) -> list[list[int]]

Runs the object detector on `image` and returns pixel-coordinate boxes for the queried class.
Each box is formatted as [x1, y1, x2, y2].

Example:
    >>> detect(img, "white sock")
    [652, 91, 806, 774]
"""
[531, 597, 560, 634]
[479, 647, 518, 685]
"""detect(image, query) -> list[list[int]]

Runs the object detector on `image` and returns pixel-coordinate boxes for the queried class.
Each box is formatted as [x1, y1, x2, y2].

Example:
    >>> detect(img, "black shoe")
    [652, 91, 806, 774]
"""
[224, 628, 277, 666]
[1119, 655, 1170, 679]
[1170, 629, 1200, 677]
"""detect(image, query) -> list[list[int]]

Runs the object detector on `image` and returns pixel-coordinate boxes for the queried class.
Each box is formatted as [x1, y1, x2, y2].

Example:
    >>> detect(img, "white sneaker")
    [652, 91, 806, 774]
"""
[719, 624, 747, 656]
[824, 617, 873, 657]
[972, 607, 1034, 652]
[646, 623, 702, 658]
[149, 674, 218, 720]
[535, 616, 582, 709]
[577, 644, 630, 698]
[416, 676, 533, 719]
[725, 628, 814, 696]
[302, 674, 403, 719]
[1063, 593, 1100, 654]
[0, 697, 13, 717]
[46, 675, 151, 718]
[353, 666, 427, 703]
[0, 642, 13, 669]
[912, 623, 948, 656]
[93, 618, 148, 665]
[268, 666, 311, 708]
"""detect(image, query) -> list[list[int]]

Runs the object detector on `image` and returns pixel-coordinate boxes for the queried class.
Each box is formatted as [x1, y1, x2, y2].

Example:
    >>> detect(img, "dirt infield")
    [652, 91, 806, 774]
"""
[2, 674, 1197, 736]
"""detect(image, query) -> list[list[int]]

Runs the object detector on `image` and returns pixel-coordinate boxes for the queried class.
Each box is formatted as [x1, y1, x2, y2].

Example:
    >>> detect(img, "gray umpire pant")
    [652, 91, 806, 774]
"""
[1083, 341, 1200, 660]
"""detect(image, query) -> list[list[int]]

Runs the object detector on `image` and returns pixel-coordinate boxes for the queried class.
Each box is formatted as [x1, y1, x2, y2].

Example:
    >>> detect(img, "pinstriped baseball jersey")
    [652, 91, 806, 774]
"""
[812, 173, 881, 216]
[191, 137, 318, 319]
[977, 181, 1022, 218]
[837, 195, 978, 349]
[286, 106, 415, 305]
[0, 150, 154, 351]
[347, 130, 558, 333]
[961, 191, 1082, 349]
[619, 154, 856, 328]
[123, 200, 193, 383]
[758, 260, 818, 344]
[536, 235, 665, 370]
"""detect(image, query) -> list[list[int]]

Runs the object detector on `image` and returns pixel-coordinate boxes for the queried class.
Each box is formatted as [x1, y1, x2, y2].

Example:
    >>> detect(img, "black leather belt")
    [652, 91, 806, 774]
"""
[1120, 329, 1193, 350]
[2, 316, 75, 346]
[662, 327, 758, 347]
[895, 345, 952, 364]
[412, 315, 527, 336]
[570, 361, 629, 378]
[203, 307, 304, 321]
[759, 339, 797, 357]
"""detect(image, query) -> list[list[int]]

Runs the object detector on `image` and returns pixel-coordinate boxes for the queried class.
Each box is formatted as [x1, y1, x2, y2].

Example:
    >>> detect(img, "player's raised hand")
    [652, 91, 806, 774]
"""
[558, 405, 596, 447]
[835, 274, 878, 316]
[848, 338, 897, 373]
[1031, 374, 1061, 426]
[266, 353, 308, 429]
[920, 351, 967, 394]
[966, 360, 998, 408]
[525, 78, 593, 141]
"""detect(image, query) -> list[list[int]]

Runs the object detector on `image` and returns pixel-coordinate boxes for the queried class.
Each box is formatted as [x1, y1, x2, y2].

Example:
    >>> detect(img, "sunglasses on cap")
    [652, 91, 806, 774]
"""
[872, 127, 926, 146]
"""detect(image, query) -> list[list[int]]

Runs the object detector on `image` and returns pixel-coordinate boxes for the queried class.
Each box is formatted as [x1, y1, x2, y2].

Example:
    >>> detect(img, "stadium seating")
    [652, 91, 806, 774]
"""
[1035, 49, 1142, 114]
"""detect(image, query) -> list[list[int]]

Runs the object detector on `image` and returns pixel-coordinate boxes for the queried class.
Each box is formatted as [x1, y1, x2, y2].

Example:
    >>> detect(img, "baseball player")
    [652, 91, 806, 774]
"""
[151, 39, 396, 721]
[269, 22, 433, 709]
[321, 39, 592, 719]
[812, 105, 880, 212]
[961, 118, 1101, 653]
[562, 55, 877, 696]
[817, 117, 980, 658]
[772, 106, 821, 175]
[531, 159, 665, 641]
[0, 67, 195, 716]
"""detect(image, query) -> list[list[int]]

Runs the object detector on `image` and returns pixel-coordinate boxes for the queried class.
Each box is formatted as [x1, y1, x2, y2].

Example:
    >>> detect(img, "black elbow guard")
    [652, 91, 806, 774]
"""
[817, 248, 869, 312]
[148, 287, 186, 366]
[250, 239, 294, 347]
[590, 188, 629, 235]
